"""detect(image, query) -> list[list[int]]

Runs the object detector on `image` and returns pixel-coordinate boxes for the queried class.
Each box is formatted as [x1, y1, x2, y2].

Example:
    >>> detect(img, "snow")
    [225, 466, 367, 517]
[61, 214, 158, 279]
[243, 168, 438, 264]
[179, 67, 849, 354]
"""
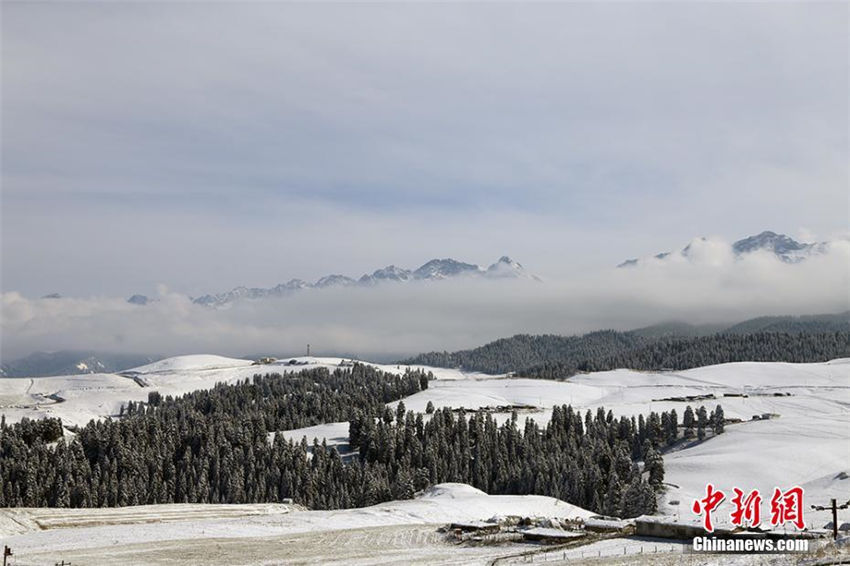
[392, 377, 606, 414]
[0, 355, 497, 428]
[127, 354, 254, 373]
[0, 484, 593, 565]
[1, 355, 848, 563]
[277, 421, 351, 446]
[584, 517, 631, 530]
[420, 483, 488, 499]
[275, 421, 355, 459]
[660, 409, 850, 531]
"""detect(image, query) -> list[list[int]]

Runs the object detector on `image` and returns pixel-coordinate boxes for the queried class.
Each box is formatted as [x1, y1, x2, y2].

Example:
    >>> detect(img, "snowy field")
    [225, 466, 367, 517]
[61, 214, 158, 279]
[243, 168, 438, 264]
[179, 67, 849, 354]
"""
[1, 355, 849, 564]
[0, 355, 493, 428]
[0, 484, 595, 565]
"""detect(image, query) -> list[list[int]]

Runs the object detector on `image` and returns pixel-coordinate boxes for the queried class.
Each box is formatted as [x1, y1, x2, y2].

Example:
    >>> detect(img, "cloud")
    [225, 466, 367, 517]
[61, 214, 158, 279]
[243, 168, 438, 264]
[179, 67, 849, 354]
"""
[2, 239, 847, 361]
[1, 2, 847, 298]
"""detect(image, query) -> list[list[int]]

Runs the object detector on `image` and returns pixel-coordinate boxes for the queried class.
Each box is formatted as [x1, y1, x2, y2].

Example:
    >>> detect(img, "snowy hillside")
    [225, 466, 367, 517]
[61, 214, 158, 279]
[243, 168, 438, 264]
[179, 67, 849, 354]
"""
[127, 354, 254, 373]
[1, 355, 848, 563]
[0, 483, 596, 565]
[0, 355, 492, 427]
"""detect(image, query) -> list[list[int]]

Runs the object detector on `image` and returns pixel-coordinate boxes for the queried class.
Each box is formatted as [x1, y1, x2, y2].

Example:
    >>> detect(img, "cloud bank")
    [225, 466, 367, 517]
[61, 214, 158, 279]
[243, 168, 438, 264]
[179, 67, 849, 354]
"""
[3, 238, 847, 361]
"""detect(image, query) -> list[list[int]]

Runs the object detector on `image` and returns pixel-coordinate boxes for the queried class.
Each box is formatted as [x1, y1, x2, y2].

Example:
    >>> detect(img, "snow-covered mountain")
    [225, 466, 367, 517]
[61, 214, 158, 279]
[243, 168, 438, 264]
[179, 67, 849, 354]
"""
[189, 256, 537, 307]
[618, 230, 830, 268]
[358, 265, 413, 285]
[192, 279, 311, 307]
[313, 274, 357, 288]
[412, 258, 480, 280]
[486, 256, 539, 279]
[730, 230, 827, 261]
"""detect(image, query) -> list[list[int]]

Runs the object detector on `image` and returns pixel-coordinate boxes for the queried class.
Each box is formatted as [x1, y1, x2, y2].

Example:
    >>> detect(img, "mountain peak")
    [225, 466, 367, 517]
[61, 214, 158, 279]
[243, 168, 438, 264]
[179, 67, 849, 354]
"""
[359, 265, 413, 285]
[731, 231, 810, 259]
[314, 274, 356, 288]
[413, 258, 481, 280]
[183, 256, 538, 307]
[618, 230, 825, 268]
[486, 256, 524, 277]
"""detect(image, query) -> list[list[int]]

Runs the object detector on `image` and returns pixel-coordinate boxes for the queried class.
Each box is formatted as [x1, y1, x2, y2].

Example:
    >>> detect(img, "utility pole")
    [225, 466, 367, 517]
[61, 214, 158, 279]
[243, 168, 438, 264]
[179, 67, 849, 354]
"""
[811, 498, 849, 540]
[3, 546, 11, 566]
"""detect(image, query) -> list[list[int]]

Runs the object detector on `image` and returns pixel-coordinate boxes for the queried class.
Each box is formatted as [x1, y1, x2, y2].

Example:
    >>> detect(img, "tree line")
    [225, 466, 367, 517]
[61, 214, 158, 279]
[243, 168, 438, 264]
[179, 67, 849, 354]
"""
[523, 332, 849, 380]
[402, 331, 850, 378]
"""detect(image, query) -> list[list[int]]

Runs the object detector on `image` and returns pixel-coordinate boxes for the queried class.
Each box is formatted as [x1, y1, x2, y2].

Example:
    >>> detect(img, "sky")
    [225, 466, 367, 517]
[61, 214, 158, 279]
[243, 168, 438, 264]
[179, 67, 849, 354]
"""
[1, 2, 848, 360]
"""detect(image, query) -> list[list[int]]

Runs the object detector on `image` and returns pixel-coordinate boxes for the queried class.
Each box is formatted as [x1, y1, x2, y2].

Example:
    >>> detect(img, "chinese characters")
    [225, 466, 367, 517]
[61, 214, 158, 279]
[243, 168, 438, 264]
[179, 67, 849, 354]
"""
[692, 485, 805, 532]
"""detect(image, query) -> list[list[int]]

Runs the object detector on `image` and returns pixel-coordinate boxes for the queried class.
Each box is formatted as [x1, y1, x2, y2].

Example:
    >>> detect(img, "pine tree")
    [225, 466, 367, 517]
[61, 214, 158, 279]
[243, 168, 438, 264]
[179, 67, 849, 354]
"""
[683, 406, 695, 439]
[697, 406, 708, 440]
[602, 469, 622, 517]
[667, 408, 678, 445]
[645, 447, 664, 489]
[713, 404, 725, 434]
[620, 477, 645, 518]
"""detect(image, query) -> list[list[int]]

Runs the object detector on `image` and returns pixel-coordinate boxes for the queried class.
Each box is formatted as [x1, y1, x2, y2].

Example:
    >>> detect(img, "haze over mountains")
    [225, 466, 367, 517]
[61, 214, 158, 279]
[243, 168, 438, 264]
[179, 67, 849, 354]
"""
[3, 311, 847, 378]
[3, 229, 847, 364]
[113, 231, 841, 308]
[15, 231, 843, 306]
[0, 351, 156, 379]
[131, 256, 537, 308]
[618, 230, 831, 267]
[403, 311, 850, 376]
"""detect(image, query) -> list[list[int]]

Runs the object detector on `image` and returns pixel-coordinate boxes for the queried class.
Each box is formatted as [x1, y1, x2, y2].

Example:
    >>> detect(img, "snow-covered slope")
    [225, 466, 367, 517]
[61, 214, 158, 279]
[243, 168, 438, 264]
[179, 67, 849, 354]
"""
[2, 356, 848, 536]
[661, 409, 850, 530]
[127, 354, 253, 374]
[0, 483, 592, 565]
[0, 355, 506, 428]
[0, 356, 338, 427]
